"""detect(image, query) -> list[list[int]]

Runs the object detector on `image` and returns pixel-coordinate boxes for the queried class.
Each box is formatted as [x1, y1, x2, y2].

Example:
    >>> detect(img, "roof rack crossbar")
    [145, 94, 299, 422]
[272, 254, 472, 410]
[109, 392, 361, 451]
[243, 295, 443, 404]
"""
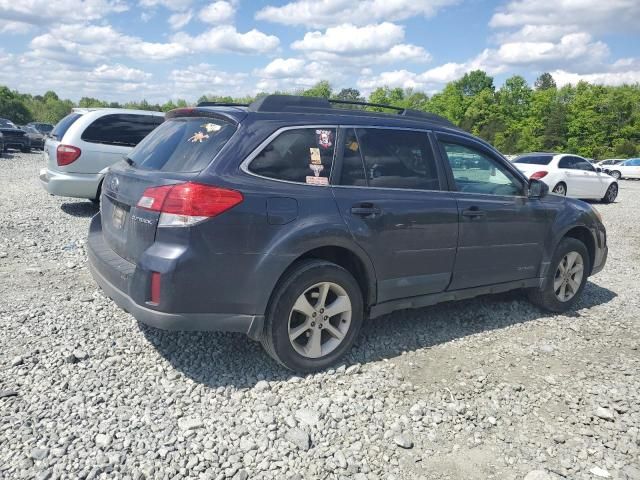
[327, 98, 404, 112]
[197, 102, 250, 107]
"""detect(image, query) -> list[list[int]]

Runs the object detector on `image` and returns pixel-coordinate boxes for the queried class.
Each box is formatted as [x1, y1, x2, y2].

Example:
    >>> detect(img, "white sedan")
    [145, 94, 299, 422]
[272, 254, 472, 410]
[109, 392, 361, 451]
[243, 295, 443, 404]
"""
[513, 153, 618, 203]
[606, 158, 640, 180]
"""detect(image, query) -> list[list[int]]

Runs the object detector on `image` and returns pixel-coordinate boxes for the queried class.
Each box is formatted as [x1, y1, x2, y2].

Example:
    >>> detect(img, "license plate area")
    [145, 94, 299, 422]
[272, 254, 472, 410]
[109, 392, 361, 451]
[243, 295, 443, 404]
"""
[112, 205, 126, 229]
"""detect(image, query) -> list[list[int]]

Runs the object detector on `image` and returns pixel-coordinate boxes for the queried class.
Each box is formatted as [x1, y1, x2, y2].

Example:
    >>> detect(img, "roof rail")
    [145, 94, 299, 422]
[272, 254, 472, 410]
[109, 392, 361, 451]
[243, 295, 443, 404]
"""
[248, 95, 454, 127]
[197, 101, 250, 108]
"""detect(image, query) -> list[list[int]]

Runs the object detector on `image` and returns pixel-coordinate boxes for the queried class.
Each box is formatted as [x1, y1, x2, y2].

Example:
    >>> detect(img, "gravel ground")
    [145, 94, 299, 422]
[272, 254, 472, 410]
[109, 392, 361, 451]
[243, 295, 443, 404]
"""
[1, 151, 639, 480]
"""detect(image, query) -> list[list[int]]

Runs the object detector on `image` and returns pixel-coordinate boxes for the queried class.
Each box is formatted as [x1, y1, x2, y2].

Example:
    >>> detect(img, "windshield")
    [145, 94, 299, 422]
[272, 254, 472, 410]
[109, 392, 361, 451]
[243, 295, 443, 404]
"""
[0, 119, 17, 128]
[513, 154, 553, 165]
[35, 123, 53, 134]
[128, 117, 237, 172]
[51, 113, 82, 140]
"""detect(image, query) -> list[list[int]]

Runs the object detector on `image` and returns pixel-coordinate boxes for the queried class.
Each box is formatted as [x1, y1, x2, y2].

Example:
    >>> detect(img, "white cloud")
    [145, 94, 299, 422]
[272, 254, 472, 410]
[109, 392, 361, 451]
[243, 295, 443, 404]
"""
[551, 69, 640, 87]
[199, 1, 236, 24]
[256, 0, 459, 27]
[0, 20, 32, 34]
[168, 10, 192, 30]
[0, 0, 128, 26]
[88, 64, 152, 82]
[167, 64, 248, 98]
[292, 23, 404, 54]
[29, 24, 190, 64]
[490, 0, 640, 34]
[138, 0, 192, 11]
[258, 58, 307, 78]
[171, 25, 280, 54]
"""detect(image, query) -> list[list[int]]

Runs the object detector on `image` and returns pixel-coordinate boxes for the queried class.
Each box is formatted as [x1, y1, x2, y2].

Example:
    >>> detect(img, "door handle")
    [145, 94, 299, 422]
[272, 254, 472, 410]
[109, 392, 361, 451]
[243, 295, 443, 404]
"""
[462, 207, 486, 218]
[351, 203, 381, 216]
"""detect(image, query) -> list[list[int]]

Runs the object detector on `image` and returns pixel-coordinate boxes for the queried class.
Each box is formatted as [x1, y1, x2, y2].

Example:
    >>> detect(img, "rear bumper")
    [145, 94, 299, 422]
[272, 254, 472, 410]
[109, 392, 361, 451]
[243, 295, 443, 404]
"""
[87, 214, 265, 339]
[4, 137, 29, 149]
[39, 168, 102, 199]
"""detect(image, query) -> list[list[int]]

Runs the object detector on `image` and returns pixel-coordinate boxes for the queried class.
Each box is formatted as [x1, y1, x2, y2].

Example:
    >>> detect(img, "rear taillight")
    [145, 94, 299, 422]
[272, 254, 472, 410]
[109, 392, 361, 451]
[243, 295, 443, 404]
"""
[137, 182, 243, 227]
[57, 144, 81, 166]
[530, 171, 548, 180]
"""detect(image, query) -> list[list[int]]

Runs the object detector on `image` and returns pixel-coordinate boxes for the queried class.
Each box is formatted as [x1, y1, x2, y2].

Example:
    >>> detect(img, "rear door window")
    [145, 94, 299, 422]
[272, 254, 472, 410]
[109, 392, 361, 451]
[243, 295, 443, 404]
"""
[513, 154, 553, 165]
[51, 113, 82, 140]
[128, 117, 236, 172]
[81, 114, 163, 147]
[248, 128, 336, 185]
[339, 128, 441, 191]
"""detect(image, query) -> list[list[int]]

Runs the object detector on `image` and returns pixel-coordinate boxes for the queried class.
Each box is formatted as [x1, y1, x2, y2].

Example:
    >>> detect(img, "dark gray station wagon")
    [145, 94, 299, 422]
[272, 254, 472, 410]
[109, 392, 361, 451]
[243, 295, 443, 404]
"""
[88, 95, 608, 371]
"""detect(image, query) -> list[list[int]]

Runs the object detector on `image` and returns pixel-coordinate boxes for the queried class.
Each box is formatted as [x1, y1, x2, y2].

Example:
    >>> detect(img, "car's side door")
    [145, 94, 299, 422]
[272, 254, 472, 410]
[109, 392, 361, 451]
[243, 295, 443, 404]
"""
[557, 155, 589, 197]
[574, 157, 610, 198]
[623, 159, 640, 178]
[331, 127, 459, 303]
[435, 132, 549, 290]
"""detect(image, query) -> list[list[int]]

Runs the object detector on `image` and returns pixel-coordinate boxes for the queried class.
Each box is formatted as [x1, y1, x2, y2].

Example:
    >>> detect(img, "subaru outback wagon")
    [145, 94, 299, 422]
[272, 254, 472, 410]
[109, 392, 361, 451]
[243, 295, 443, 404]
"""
[88, 95, 607, 372]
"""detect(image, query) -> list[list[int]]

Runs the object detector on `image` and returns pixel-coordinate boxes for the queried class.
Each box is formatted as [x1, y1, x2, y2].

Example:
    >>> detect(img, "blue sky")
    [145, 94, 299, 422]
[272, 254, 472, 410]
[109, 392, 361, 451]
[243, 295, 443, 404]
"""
[0, 0, 639, 103]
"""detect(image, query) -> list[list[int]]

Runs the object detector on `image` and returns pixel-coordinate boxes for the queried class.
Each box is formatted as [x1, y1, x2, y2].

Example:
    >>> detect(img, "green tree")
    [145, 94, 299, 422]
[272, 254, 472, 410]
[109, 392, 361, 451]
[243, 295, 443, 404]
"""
[302, 80, 332, 98]
[456, 70, 494, 97]
[535, 73, 557, 91]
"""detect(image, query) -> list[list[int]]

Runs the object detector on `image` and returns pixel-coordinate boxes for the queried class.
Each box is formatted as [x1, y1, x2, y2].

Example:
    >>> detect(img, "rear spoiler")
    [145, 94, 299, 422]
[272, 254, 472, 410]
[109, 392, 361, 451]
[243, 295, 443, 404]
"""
[165, 107, 247, 125]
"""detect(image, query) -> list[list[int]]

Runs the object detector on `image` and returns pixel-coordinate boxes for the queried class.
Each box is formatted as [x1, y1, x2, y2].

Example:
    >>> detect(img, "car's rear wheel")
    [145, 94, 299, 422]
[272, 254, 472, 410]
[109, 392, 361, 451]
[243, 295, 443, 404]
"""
[261, 259, 363, 372]
[528, 237, 590, 313]
[552, 182, 567, 196]
[610, 170, 621, 180]
[601, 183, 618, 204]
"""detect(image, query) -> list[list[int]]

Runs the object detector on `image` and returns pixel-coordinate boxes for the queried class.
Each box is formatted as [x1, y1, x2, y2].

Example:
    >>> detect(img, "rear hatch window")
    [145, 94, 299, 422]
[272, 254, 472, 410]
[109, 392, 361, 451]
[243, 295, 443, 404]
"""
[513, 154, 553, 165]
[127, 117, 236, 173]
[51, 113, 82, 140]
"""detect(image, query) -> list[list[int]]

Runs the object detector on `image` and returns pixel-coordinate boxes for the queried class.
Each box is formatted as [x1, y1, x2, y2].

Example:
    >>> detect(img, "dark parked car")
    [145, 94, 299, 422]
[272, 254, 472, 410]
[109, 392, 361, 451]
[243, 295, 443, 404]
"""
[26, 122, 54, 135]
[88, 95, 608, 371]
[0, 118, 30, 152]
[21, 125, 46, 149]
[0, 131, 4, 155]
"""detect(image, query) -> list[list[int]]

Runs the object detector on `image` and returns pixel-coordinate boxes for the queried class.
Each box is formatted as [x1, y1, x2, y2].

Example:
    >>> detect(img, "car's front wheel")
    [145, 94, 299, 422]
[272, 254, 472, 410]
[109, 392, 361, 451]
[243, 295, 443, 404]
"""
[601, 183, 618, 204]
[610, 170, 621, 180]
[261, 259, 363, 372]
[528, 237, 590, 313]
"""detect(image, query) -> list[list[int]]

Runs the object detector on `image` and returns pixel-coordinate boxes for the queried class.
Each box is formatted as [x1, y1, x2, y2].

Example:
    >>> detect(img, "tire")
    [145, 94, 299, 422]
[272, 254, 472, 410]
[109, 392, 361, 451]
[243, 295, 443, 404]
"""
[552, 182, 567, 196]
[261, 259, 364, 372]
[610, 170, 621, 180]
[528, 237, 590, 313]
[601, 183, 618, 204]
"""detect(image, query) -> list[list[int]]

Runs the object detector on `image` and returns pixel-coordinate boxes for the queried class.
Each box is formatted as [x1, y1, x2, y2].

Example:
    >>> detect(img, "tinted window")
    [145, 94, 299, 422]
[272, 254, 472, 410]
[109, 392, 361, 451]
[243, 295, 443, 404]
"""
[338, 128, 367, 186]
[441, 142, 523, 196]
[81, 114, 163, 147]
[249, 128, 336, 184]
[344, 128, 440, 190]
[33, 123, 53, 134]
[0, 118, 17, 128]
[129, 117, 236, 173]
[558, 156, 578, 169]
[574, 158, 594, 171]
[51, 113, 82, 140]
[513, 154, 553, 165]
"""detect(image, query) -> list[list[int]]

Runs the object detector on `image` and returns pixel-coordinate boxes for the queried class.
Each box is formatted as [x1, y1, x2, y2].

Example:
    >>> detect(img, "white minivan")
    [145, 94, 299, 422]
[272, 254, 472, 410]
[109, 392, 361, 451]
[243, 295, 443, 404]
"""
[40, 108, 164, 202]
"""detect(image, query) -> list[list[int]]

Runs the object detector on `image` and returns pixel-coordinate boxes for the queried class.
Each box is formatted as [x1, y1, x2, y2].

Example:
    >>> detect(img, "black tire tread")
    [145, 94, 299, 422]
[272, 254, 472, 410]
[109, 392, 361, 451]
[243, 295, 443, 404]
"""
[528, 237, 590, 313]
[261, 259, 362, 372]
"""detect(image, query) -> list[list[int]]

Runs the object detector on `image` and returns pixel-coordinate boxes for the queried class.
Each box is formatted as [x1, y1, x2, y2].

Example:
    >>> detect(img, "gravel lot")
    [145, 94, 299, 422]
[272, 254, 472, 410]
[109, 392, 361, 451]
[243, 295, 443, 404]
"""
[1, 151, 639, 480]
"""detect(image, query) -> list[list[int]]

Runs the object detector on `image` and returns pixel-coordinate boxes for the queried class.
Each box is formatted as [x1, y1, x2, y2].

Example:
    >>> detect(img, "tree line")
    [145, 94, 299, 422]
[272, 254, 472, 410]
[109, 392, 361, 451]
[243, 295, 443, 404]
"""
[1, 71, 639, 159]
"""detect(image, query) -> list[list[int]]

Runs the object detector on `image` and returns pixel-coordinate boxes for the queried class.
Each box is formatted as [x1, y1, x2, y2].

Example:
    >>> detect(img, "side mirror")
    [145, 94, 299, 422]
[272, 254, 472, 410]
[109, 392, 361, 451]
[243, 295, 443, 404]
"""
[528, 179, 549, 199]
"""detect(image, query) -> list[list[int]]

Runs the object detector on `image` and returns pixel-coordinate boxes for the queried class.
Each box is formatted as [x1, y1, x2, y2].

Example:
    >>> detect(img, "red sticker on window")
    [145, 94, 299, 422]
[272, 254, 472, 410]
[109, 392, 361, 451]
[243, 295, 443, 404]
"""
[316, 129, 333, 149]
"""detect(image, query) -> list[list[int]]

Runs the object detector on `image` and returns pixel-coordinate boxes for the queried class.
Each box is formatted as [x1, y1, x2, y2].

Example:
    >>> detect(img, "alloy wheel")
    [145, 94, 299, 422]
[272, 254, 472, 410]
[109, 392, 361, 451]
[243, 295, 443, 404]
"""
[553, 251, 584, 302]
[553, 184, 566, 196]
[288, 282, 352, 358]
[606, 184, 618, 202]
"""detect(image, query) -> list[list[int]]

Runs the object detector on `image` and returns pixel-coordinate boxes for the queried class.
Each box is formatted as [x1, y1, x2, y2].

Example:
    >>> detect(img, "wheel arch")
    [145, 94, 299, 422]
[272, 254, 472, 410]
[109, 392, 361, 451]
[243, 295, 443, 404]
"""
[269, 244, 377, 315]
[561, 225, 596, 275]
